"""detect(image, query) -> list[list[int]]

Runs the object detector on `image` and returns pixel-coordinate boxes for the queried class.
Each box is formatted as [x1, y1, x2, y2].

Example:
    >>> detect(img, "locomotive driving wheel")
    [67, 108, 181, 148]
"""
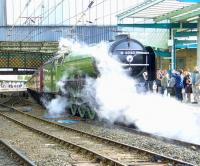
[70, 104, 78, 116]
[78, 103, 95, 119]
[85, 104, 96, 120]
[78, 104, 86, 118]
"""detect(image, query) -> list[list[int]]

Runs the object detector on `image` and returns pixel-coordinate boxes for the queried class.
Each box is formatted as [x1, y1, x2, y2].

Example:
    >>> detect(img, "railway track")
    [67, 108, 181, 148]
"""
[0, 104, 193, 166]
[2, 96, 200, 151]
[104, 122, 200, 151]
[123, 126, 200, 150]
[8, 96, 200, 150]
[0, 95, 30, 107]
[0, 139, 36, 166]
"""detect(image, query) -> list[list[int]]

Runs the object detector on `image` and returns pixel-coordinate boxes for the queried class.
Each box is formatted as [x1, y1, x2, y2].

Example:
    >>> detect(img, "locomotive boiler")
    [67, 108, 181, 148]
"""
[27, 36, 156, 119]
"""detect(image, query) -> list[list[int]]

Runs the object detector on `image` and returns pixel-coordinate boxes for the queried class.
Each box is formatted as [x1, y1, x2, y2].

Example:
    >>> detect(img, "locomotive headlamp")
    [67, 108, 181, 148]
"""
[126, 55, 133, 63]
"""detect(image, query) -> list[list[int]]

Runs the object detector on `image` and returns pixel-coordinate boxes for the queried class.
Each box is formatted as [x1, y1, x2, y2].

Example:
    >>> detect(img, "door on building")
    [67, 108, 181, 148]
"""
[176, 57, 186, 69]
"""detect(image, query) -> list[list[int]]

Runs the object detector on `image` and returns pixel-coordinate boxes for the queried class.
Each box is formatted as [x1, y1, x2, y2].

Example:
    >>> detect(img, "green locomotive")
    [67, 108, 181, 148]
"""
[27, 36, 156, 119]
[27, 51, 98, 119]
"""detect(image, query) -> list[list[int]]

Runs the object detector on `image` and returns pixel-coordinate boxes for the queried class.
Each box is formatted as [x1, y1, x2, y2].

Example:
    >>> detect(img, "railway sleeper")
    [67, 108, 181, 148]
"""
[0, 111, 194, 166]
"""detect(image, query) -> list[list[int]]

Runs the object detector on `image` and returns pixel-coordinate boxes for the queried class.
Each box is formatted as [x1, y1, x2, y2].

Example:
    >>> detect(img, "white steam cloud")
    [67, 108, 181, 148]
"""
[42, 75, 68, 118]
[44, 39, 200, 144]
[44, 96, 68, 118]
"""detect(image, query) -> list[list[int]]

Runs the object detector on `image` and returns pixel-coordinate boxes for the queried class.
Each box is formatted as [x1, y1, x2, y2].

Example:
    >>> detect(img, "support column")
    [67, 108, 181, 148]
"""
[171, 29, 176, 71]
[0, 0, 7, 26]
[197, 18, 200, 67]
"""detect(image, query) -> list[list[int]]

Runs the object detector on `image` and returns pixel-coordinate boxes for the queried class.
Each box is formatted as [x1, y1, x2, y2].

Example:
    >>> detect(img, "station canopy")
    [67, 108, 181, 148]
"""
[117, 0, 200, 54]
[117, 0, 199, 22]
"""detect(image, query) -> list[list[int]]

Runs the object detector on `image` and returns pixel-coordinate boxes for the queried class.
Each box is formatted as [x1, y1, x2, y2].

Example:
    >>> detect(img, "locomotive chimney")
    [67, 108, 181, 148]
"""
[115, 34, 130, 41]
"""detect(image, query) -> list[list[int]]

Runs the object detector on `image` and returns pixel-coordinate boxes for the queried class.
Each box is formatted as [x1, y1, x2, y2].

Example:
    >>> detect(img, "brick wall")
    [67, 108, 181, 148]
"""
[176, 49, 197, 71]
[156, 49, 197, 71]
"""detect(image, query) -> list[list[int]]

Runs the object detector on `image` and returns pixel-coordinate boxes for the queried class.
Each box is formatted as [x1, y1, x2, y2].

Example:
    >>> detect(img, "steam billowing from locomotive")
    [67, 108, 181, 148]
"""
[27, 38, 200, 144]
[81, 41, 200, 144]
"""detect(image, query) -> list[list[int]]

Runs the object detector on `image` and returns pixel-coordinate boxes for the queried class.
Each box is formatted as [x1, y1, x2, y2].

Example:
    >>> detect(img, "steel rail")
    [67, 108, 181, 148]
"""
[0, 112, 127, 166]
[0, 139, 36, 166]
[0, 104, 194, 166]
[2, 101, 200, 151]
[2, 100, 200, 151]
[113, 122, 200, 151]
[90, 119, 200, 151]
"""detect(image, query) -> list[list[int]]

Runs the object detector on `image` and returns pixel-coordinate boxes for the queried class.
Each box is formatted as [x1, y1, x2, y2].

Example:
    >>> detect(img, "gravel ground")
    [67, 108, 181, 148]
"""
[0, 145, 19, 166]
[10, 97, 200, 165]
[69, 121, 200, 165]
[17, 103, 200, 165]
[0, 116, 99, 166]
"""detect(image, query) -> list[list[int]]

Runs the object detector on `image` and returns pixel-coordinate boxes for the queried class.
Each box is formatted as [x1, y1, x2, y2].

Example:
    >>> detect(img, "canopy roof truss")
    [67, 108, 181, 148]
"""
[0, 41, 59, 54]
[117, 0, 198, 22]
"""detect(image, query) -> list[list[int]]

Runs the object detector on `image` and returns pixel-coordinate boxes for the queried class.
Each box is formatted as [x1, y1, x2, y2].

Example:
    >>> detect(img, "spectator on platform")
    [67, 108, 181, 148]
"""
[183, 71, 192, 103]
[191, 66, 200, 104]
[161, 70, 168, 95]
[156, 69, 162, 93]
[168, 70, 176, 96]
[173, 69, 184, 101]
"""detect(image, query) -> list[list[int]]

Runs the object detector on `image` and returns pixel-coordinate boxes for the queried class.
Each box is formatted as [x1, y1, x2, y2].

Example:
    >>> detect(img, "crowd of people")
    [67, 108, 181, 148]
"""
[143, 66, 200, 103]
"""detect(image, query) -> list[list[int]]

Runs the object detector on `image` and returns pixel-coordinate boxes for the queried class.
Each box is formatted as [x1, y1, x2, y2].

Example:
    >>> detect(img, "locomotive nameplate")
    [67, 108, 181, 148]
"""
[116, 49, 149, 55]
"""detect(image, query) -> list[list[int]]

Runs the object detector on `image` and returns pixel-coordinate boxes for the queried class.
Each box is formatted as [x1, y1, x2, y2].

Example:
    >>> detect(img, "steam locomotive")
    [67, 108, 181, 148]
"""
[27, 35, 156, 119]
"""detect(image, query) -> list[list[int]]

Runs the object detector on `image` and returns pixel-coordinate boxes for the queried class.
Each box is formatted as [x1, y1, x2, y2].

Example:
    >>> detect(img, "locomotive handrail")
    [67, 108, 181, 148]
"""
[122, 64, 149, 66]
[115, 49, 149, 55]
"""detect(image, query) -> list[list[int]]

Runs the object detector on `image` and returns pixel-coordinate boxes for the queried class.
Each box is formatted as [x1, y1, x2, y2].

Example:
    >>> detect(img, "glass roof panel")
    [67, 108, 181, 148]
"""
[117, 0, 198, 22]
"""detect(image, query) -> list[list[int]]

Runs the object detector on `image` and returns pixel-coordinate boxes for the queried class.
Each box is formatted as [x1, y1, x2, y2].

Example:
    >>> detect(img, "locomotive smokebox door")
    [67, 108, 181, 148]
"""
[109, 37, 152, 79]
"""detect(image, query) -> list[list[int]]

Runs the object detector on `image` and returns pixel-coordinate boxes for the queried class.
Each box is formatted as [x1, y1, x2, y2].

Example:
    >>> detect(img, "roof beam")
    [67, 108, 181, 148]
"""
[175, 40, 197, 44]
[177, 0, 200, 2]
[170, 9, 200, 22]
[117, 0, 164, 21]
[117, 23, 197, 29]
[175, 31, 197, 37]
[154, 3, 200, 22]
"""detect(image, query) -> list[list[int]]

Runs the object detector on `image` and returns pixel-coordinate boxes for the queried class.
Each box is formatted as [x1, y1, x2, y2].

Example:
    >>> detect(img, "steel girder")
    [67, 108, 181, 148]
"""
[117, 0, 164, 21]
[175, 31, 197, 37]
[154, 3, 200, 22]
[0, 41, 58, 74]
[117, 23, 197, 29]
[171, 9, 200, 22]
[0, 41, 58, 53]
